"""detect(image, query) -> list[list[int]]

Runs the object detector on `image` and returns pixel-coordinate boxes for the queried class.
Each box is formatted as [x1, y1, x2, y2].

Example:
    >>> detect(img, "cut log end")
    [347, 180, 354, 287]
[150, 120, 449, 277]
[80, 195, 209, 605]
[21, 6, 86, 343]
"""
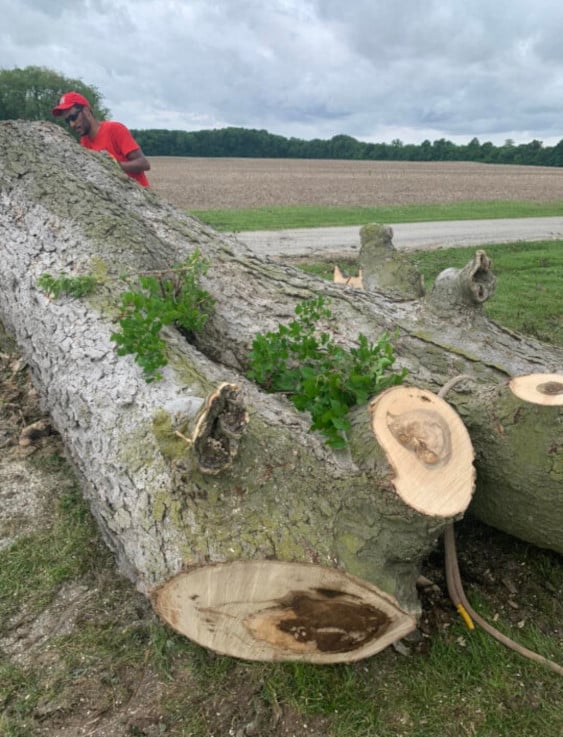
[369, 386, 475, 517]
[192, 382, 249, 474]
[152, 560, 416, 663]
[509, 373, 563, 406]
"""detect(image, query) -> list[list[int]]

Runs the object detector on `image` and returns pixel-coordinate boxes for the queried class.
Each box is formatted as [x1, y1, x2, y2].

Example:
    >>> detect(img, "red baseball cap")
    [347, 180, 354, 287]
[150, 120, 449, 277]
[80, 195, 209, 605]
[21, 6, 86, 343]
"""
[52, 91, 91, 116]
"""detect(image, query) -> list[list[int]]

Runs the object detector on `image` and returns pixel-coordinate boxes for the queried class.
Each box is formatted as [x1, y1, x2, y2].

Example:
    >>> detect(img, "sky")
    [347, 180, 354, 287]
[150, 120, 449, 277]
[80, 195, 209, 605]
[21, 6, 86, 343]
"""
[2, 0, 563, 146]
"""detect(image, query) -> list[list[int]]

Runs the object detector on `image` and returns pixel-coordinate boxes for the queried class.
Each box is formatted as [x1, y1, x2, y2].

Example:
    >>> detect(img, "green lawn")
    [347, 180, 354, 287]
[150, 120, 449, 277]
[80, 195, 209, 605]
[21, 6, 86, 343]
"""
[192, 199, 563, 231]
[412, 241, 563, 347]
[297, 240, 563, 348]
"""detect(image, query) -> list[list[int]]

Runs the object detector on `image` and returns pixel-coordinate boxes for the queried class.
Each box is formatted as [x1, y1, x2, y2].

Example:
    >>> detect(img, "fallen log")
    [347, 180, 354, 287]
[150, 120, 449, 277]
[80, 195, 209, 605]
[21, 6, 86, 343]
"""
[0, 121, 561, 663]
[466, 373, 563, 553]
[333, 246, 562, 554]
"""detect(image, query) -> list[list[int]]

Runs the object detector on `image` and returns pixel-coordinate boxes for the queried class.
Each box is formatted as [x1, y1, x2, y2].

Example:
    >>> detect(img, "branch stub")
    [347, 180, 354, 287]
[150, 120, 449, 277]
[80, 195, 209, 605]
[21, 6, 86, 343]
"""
[369, 386, 475, 517]
[509, 373, 563, 406]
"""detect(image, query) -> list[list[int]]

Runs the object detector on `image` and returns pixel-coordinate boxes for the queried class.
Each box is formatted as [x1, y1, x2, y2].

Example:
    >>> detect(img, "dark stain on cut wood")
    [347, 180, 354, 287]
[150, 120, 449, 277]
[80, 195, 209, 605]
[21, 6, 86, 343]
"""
[538, 381, 563, 396]
[276, 588, 390, 653]
[387, 408, 452, 466]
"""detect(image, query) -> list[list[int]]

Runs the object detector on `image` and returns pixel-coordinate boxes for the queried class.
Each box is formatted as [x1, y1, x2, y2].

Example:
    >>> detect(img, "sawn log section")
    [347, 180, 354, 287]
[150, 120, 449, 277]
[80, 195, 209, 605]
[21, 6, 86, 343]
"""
[0, 121, 561, 662]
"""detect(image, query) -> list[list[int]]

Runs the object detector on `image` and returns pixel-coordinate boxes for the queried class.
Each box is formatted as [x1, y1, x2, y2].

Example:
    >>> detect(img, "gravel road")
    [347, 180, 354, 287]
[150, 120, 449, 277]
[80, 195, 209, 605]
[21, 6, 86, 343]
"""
[236, 216, 563, 258]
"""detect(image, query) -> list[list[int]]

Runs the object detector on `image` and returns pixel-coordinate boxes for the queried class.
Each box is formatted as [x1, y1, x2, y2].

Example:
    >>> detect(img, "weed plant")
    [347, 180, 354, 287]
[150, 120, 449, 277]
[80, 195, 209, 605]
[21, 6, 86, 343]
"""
[111, 250, 215, 381]
[36, 273, 98, 299]
[248, 295, 406, 447]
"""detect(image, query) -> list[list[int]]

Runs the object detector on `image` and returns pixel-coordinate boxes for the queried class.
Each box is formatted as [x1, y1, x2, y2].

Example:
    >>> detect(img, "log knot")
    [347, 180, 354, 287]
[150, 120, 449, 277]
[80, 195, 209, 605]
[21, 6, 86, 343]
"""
[193, 383, 249, 474]
[153, 384, 248, 477]
[387, 408, 452, 466]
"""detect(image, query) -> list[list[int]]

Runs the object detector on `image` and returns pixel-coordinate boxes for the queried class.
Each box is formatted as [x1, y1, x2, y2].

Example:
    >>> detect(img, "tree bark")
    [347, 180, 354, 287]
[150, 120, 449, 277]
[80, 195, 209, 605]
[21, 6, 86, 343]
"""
[1, 121, 562, 661]
[358, 223, 425, 299]
[461, 375, 563, 554]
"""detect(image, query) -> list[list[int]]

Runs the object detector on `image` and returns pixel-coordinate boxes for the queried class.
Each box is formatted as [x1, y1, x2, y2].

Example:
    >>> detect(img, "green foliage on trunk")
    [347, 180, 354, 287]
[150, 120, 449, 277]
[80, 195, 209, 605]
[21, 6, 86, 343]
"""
[248, 296, 407, 448]
[36, 251, 214, 383]
[36, 273, 98, 299]
[111, 250, 215, 381]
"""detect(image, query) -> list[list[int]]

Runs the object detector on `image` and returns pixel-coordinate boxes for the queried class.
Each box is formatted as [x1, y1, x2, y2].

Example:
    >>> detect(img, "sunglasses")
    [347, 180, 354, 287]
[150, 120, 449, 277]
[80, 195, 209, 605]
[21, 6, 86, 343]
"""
[64, 108, 83, 125]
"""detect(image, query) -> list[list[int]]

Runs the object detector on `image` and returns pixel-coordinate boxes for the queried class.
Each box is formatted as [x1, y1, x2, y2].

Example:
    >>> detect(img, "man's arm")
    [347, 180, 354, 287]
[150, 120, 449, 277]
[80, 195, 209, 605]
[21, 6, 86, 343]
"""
[120, 147, 150, 174]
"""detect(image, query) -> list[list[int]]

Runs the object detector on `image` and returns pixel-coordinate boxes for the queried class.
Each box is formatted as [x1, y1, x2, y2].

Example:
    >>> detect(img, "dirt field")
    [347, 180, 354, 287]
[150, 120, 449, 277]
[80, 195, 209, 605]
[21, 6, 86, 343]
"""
[148, 157, 563, 210]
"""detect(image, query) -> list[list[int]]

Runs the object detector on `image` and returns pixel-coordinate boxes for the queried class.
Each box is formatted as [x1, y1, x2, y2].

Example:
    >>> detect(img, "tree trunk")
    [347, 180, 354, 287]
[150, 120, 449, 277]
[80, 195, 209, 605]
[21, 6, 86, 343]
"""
[461, 375, 563, 554]
[1, 121, 562, 661]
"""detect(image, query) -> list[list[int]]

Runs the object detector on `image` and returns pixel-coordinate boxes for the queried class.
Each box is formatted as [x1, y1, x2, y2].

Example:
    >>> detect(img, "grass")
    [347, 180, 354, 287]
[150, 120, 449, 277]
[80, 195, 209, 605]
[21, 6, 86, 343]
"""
[0, 482, 114, 736]
[192, 199, 563, 231]
[0, 486, 109, 627]
[298, 240, 563, 348]
[1, 199, 562, 736]
[258, 626, 563, 737]
[411, 240, 563, 347]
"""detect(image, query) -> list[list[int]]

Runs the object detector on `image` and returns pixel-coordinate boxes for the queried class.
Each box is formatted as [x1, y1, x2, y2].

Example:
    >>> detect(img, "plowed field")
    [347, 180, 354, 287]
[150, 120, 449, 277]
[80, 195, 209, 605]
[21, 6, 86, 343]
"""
[148, 157, 563, 210]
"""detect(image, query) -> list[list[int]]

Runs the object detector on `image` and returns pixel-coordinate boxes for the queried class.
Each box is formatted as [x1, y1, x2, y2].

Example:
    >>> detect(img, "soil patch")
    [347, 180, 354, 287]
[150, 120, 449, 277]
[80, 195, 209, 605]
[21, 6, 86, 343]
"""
[148, 157, 563, 210]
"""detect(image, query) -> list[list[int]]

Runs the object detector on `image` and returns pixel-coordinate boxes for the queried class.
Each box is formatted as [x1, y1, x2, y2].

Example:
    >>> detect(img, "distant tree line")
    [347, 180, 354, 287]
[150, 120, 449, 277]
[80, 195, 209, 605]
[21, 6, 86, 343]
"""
[0, 66, 109, 126]
[2, 66, 563, 167]
[131, 128, 563, 167]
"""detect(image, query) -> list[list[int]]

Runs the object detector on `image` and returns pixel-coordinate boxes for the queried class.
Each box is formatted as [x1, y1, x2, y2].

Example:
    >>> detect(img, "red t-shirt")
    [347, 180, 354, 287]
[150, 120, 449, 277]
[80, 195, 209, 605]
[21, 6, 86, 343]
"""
[81, 121, 149, 187]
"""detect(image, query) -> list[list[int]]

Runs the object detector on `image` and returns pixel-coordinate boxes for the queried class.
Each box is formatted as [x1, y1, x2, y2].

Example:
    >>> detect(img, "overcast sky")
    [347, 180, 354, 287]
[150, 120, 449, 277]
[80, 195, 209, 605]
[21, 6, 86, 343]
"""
[2, 0, 563, 146]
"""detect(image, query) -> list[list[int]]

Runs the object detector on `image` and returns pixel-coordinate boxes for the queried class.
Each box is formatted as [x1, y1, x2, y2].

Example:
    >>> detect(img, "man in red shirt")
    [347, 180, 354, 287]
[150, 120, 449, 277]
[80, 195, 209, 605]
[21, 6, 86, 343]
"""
[52, 92, 150, 187]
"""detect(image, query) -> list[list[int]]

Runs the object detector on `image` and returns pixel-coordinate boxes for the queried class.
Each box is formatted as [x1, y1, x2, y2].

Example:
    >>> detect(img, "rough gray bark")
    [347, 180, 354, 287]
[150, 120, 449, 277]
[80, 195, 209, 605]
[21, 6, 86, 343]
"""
[425, 249, 497, 313]
[0, 122, 562, 659]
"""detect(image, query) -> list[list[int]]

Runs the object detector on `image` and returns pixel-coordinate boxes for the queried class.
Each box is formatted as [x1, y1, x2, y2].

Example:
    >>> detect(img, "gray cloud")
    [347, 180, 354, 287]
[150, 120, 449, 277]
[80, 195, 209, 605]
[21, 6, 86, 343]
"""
[1, 0, 563, 145]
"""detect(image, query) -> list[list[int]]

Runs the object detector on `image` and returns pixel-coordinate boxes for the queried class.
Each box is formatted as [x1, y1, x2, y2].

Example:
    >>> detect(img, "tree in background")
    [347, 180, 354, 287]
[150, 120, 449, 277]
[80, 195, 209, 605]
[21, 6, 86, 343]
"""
[0, 66, 109, 125]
